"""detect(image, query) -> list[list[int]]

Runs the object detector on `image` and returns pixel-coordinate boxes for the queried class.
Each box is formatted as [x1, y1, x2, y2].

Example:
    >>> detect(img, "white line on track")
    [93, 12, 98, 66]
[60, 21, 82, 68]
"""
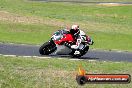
[0, 54, 121, 63]
[0, 54, 95, 61]
[0, 54, 51, 59]
[87, 60, 97, 62]
[70, 59, 85, 61]
[2, 55, 17, 57]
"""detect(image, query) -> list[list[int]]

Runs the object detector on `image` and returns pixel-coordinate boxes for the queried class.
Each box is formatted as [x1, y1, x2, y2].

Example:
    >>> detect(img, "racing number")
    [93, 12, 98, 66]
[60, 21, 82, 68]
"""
[81, 35, 87, 41]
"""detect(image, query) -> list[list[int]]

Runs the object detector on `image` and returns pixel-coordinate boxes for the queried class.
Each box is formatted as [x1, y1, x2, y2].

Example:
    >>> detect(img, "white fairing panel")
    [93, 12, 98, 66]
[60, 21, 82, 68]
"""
[54, 45, 72, 55]
[79, 30, 87, 42]
[80, 30, 86, 35]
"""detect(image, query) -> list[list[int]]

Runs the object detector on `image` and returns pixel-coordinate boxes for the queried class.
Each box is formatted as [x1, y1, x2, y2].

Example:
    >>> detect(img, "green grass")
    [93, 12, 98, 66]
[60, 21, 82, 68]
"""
[46, 0, 132, 2]
[0, 0, 132, 51]
[0, 21, 60, 44]
[0, 1, 132, 88]
[0, 20, 132, 50]
[0, 56, 132, 88]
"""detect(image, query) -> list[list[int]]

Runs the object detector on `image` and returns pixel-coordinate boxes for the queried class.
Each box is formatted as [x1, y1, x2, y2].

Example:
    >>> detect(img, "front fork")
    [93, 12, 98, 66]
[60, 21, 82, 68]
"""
[48, 40, 57, 52]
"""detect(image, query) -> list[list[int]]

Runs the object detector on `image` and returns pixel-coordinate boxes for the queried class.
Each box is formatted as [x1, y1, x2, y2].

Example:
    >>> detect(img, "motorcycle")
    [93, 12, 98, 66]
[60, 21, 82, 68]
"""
[39, 29, 93, 58]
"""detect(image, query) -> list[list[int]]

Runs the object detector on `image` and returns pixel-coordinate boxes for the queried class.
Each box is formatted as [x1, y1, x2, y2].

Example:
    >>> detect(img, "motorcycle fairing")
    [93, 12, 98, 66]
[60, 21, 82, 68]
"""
[53, 45, 72, 55]
[54, 33, 75, 45]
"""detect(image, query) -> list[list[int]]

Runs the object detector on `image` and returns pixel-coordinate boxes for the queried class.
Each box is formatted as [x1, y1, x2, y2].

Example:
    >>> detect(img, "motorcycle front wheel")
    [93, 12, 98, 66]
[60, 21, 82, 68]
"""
[39, 41, 56, 55]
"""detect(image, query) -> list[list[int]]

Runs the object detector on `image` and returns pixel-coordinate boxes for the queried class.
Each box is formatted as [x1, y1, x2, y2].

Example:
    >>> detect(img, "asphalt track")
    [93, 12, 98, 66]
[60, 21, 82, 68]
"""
[0, 43, 132, 62]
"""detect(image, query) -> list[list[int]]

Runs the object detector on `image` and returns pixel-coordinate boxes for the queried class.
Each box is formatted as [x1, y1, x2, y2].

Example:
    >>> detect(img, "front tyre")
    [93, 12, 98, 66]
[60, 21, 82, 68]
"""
[39, 41, 56, 55]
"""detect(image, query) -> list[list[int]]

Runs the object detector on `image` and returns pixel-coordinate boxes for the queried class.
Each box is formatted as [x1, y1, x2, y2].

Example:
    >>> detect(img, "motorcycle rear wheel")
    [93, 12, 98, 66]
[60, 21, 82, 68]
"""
[71, 46, 89, 58]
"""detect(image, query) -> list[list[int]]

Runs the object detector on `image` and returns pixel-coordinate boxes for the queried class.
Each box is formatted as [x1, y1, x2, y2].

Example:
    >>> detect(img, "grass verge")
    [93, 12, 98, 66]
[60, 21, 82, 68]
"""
[0, 56, 132, 88]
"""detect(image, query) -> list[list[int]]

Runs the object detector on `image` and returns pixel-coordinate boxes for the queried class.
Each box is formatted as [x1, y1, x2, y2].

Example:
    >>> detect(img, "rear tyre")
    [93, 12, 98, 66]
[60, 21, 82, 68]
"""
[71, 46, 89, 58]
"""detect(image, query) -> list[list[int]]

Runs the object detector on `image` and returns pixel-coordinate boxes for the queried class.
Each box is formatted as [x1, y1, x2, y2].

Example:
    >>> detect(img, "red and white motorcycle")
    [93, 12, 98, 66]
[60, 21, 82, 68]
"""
[39, 30, 93, 58]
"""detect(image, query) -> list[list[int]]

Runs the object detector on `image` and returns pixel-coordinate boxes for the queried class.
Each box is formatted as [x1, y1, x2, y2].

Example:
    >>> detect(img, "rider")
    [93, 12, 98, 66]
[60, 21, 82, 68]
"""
[55, 24, 93, 49]
[65, 24, 93, 49]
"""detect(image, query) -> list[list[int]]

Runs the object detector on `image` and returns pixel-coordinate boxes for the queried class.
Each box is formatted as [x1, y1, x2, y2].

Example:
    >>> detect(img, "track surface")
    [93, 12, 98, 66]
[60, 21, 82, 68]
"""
[0, 43, 132, 62]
